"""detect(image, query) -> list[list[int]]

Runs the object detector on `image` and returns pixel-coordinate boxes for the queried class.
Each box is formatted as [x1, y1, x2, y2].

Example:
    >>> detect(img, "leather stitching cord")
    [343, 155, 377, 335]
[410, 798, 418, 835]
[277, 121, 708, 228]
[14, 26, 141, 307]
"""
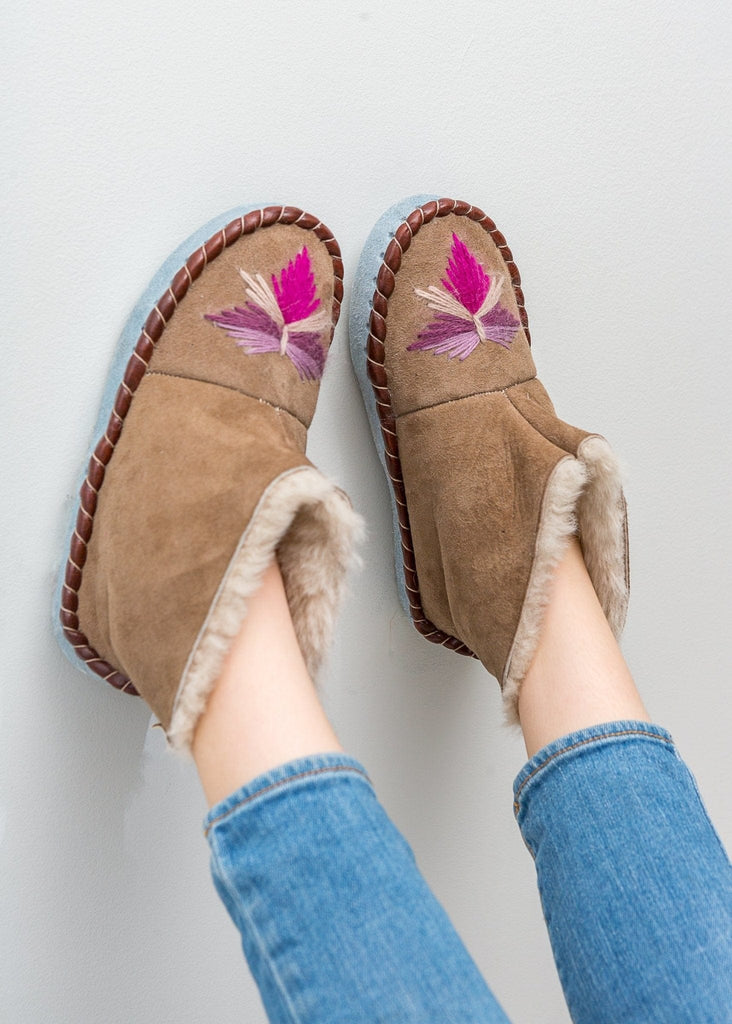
[203, 764, 372, 837]
[366, 198, 530, 656]
[59, 206, 344, 696]
[512, 728, 673, 814]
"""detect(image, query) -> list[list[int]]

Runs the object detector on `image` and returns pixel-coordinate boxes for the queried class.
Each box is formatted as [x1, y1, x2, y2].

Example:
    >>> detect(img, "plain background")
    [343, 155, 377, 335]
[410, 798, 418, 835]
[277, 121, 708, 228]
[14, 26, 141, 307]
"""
[2, 1, 730, 1021]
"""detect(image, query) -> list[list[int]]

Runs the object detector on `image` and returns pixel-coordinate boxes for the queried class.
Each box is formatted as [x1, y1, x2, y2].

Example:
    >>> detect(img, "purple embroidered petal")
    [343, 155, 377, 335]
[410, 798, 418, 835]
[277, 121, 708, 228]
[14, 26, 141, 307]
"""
[272, 247, 320, 325]
[410, 312, 468, 346]
[234, 333, 282, 354]
[408, 314, 481, 360]
[479, 304, 520, 349]
[442, 233, 490, 315]
[205, 303, 281, 342]
[437, 329, 481, 360]
[286, 331, 326, 381]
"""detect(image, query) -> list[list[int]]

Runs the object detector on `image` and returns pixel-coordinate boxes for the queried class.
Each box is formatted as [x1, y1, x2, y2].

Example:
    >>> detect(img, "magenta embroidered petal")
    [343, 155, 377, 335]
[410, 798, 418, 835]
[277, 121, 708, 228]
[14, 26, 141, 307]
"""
[286, 331, 326, 381]
[272, 247, 320, 324]
[442, 233, 491, 315]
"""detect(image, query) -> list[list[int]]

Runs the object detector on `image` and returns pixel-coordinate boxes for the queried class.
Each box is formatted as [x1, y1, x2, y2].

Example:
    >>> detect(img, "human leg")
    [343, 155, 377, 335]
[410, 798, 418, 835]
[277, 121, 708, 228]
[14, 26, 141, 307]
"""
[194, 559, 510, 1024]
[513, 538, 732, 1022]
[192, 560, 343, 807]
[518, 536, 649, 758]
[514, 721, 732, 1023]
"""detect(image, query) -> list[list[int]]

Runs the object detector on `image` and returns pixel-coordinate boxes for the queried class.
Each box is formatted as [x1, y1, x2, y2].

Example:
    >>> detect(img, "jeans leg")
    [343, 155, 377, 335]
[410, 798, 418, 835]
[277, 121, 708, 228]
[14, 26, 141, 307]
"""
[204, 752, 510, 1024]
[513, 720, 732, 1024]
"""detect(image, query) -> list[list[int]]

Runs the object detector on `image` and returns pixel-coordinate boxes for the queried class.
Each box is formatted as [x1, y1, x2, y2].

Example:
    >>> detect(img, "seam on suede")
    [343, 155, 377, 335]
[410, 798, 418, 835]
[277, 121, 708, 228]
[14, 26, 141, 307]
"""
[204, 764, 372, 837]
[506, 389, 596, 458]
[145, 370, 308, 429]
[395, 375, 537, 421]
[512, 728, 674, 814]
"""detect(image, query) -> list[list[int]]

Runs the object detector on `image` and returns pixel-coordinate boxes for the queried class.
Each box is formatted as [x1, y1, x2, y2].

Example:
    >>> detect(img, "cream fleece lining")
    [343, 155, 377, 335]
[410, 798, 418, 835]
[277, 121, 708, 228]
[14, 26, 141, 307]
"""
[167, 466, 364, 754]
[502, 437, 629, 722]
[576, 436, 629, 638]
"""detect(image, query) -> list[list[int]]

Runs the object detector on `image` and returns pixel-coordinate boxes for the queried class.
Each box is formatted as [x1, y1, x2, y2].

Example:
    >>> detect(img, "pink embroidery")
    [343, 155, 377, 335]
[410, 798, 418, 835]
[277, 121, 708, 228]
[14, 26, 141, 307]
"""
[205, 247, 329, 381]
[408, 233, 519, 360]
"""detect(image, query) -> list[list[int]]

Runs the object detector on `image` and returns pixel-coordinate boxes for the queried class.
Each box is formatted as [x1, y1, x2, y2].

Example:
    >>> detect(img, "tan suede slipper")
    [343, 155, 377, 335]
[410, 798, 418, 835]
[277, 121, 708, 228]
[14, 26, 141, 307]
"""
[56, 204, 362, 753]
[350, 196, 628, 718]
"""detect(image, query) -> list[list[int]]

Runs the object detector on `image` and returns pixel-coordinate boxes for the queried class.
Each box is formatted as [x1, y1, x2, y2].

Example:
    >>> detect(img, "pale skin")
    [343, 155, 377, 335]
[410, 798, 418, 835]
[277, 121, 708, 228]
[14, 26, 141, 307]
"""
[192, 537, 649, 808]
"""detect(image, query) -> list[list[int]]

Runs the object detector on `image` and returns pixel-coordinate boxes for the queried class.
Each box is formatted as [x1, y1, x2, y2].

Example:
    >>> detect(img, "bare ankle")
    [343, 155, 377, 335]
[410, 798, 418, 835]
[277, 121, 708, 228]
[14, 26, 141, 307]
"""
[518, 538, 649, 758]
[192, 561, 343, 807]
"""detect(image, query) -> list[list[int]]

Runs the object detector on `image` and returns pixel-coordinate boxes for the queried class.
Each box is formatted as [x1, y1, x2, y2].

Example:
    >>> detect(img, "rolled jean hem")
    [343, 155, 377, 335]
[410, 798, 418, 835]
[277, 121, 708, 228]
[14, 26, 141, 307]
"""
[202, 752, 372, 837]
[512, 719, 675, 819]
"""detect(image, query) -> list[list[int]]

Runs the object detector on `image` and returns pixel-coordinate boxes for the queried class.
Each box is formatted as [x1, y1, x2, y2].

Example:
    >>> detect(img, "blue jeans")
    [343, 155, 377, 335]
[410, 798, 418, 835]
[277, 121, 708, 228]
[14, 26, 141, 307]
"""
[203, 721, 732, 1023]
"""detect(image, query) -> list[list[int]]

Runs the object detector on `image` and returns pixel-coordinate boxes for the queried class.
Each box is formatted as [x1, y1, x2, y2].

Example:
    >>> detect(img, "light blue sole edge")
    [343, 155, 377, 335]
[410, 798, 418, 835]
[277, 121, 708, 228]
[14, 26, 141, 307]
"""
[348, 194, 439, 619]
[53, 201, 273, 680]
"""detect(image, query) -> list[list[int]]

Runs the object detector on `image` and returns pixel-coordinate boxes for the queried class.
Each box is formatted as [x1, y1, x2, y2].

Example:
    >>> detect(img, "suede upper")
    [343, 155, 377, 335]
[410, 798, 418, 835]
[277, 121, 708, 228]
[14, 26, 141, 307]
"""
[77, 376, 309, 727]
[397, 390, 573, 680]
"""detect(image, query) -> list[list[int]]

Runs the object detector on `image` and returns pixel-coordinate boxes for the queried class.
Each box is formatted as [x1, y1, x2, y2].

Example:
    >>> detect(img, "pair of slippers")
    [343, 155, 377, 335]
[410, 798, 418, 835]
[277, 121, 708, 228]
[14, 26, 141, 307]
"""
[55, 197, 629, 753]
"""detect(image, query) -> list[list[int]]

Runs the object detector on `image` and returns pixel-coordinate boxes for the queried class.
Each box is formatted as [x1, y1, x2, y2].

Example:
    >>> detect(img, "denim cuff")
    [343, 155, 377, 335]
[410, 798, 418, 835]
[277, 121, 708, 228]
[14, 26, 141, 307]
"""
[512, 720, 675, 820]
[203, 752, 372, 837]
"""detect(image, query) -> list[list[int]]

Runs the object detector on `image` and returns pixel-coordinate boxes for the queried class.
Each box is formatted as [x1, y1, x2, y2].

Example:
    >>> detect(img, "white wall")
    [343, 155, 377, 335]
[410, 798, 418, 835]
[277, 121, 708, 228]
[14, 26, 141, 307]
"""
[2, 2, 730, 1021]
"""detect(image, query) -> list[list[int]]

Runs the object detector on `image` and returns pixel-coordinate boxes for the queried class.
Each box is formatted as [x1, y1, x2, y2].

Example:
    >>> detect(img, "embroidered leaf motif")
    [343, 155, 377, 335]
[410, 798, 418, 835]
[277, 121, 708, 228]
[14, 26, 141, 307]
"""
[442, 233, 490, 314]
[409, 232, 519, 360]
[273, 248, 320, 324]
[204, 246, 329, 381]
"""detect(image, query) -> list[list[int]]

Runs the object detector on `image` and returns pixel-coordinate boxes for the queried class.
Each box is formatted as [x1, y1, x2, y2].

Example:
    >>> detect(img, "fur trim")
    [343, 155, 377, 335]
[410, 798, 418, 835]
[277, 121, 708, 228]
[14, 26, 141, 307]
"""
[501, 436, 630, 723]
[576, 435, 629, 637]
[502, 456, 588, 722]
[166, 466, 364, 754]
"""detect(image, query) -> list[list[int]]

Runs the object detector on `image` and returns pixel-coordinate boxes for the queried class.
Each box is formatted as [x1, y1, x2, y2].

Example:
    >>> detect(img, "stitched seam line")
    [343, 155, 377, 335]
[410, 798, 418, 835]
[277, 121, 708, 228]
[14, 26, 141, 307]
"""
[204, 765, 371, 836]
[208, 841, 303, 1024]
[396, 376, 537, 420]
[144, 370, 308, 429]
[513, 728, 673, 812]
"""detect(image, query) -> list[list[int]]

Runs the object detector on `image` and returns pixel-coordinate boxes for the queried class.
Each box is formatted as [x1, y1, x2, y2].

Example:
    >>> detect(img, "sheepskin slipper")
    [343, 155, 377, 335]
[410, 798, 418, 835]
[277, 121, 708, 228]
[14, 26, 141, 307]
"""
[56, 204, 362, 753]
[350, 196, 629, 719]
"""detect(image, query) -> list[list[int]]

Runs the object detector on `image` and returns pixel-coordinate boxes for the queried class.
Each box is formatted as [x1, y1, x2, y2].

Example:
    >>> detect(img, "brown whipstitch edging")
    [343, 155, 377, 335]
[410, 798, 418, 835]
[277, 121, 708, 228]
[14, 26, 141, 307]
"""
[366, 198, 530, 657]
[59, 206, 344, 697]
